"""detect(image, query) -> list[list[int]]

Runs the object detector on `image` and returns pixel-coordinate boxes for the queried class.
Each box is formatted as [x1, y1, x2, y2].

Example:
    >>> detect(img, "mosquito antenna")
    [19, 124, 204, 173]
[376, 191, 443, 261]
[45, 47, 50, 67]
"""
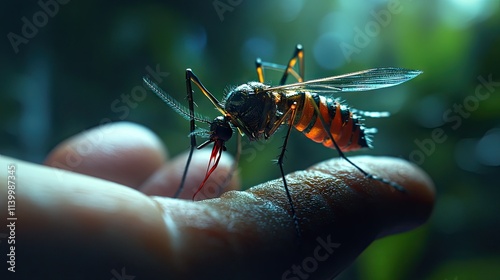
[143, 77, 211, 124]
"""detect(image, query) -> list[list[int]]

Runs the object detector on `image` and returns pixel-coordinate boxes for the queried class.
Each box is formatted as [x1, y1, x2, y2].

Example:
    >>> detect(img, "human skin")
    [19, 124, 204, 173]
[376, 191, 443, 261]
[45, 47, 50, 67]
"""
[0, 122, 434, 280]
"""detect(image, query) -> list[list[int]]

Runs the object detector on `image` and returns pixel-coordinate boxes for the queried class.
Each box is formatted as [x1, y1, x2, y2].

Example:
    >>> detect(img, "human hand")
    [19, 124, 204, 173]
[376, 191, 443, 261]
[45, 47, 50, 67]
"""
[0, 122, 434, 280]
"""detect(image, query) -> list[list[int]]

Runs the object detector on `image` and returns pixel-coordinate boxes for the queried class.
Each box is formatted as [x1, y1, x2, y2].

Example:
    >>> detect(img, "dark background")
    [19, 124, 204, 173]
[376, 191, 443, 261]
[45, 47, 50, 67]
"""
[1, 0, 499, 279]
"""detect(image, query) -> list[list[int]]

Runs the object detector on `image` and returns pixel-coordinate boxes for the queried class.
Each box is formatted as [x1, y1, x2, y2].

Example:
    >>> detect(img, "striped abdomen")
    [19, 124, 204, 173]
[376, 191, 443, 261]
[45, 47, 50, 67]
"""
[292, 92, 371, 152]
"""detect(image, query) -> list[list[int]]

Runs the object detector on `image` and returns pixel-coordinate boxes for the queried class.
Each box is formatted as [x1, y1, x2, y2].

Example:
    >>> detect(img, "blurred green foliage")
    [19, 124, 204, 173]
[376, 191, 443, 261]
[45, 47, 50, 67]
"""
[1, 0, 500, 279]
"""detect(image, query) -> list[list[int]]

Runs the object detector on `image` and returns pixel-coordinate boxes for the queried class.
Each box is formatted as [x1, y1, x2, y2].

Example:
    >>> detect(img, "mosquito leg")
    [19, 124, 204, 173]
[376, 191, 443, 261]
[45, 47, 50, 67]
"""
[186, 69, 226, 115]
[310, 100, 407, 193]
[177, 69, 236, 199]
[173, 70, 199, 198]
[255, 44, 305, 85]
[276, 103, 302, 239]
[255, 58, 265, 83]
[175, 69, 226, 198]
[280, 44, 305, 85]
[340, 150, 406, 192]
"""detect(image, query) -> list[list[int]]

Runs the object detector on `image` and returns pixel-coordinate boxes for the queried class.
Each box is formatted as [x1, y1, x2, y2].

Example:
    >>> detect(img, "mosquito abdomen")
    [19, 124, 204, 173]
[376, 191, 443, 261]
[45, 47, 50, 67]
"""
[293, 92, 371, 152]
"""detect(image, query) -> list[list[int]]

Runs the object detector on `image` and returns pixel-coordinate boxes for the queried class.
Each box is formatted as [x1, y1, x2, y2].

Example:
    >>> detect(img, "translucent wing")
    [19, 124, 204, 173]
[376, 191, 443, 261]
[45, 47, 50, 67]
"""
[263, 67, 422, 93]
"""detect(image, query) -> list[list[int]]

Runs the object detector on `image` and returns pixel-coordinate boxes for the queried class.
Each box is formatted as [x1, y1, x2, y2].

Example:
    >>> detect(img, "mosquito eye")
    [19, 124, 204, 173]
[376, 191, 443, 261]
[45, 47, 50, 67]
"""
[210, 117, 233, 141]
[216, 125, 232, 141]
[225, 91, 245, 112]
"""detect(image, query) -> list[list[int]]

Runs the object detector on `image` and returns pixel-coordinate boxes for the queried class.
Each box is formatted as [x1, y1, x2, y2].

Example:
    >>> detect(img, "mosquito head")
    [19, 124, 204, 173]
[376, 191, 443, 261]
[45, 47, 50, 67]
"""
[210, 116, 232, 143]
[197, 116, 232, 150]
[224, 82, 277, 141]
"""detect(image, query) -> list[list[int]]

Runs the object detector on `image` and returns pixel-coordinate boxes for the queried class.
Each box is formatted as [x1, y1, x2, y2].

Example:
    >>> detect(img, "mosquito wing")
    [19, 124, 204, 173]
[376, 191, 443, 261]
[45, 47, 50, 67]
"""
[263, 67, 422, 93]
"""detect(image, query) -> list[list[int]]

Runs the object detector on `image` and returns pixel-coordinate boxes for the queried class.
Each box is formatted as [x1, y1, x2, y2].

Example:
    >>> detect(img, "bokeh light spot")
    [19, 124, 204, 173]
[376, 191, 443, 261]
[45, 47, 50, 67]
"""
[183, 25, 207, 55]
[439, 0, 498, 29]
[454, 138, 481, 172]
[413, 95, 446, 128]
[475, 128, 500, 166]
[275, 0, 304, 22]
[242, 36, 276, 62]
[313, 33, 345, 70]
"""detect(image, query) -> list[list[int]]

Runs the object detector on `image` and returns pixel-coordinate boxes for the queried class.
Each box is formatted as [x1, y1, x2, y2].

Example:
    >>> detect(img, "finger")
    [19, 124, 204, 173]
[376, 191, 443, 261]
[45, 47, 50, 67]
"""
[0, 155, 172, 278]
[44, 122, 167, 189]
[156, 156, 435, 279]
[139, 149, 240, 199]
[1, 155, 434, 279]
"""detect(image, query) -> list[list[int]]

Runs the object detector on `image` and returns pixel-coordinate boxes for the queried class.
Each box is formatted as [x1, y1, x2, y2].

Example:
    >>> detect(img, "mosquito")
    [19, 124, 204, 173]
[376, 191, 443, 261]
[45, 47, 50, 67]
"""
[143, 44, 422, 237]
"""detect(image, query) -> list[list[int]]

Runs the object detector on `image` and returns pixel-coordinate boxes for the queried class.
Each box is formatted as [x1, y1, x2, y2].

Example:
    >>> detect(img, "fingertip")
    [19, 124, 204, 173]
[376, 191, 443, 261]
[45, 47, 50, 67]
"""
[309, 156, 435, 237]
[44, 122, 167, 189]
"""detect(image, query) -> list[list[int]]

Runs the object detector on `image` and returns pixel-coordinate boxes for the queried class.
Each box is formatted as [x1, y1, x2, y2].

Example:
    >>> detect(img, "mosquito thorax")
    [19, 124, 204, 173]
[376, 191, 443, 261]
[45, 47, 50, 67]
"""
[210, 116, 232, 142]
[224, 82, 278, 140]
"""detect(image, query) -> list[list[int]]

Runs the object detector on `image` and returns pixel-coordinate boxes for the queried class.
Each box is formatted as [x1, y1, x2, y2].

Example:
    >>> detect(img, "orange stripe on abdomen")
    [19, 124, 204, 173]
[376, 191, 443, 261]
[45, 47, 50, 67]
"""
[293, 93, 371, 152]
[294, 93, 316, 132]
